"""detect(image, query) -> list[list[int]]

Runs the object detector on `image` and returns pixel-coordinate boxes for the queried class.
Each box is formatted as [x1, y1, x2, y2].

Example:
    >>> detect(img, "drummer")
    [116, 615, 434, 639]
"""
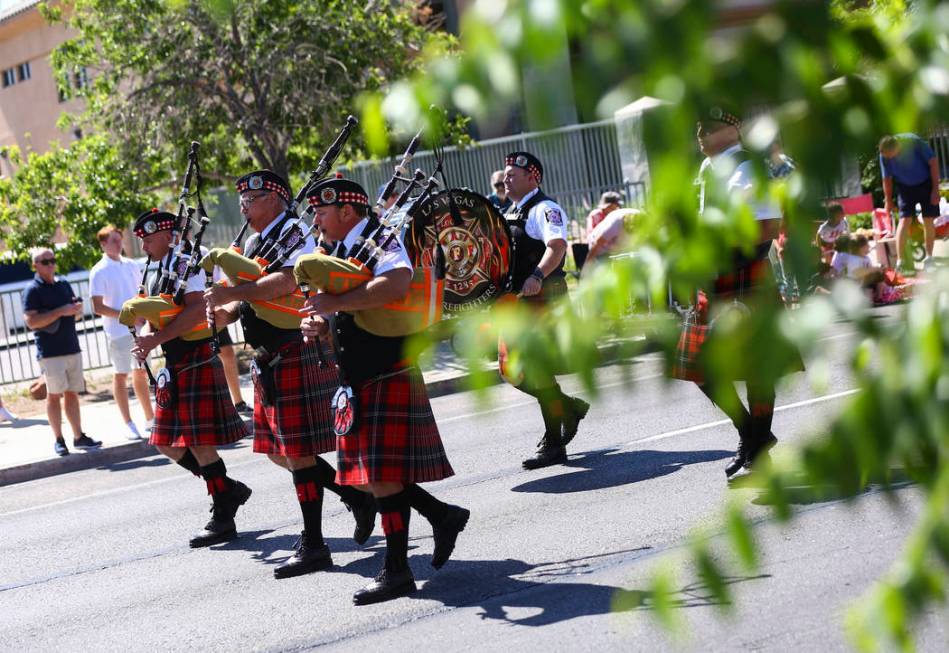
[500, 151, 590, 470]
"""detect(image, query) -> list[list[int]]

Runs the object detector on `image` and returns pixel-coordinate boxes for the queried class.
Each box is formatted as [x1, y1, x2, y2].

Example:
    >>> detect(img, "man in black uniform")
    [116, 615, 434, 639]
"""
[300, 177, 468, 605]
[204, 170, 375, 578]
[501, 151, 590, 470]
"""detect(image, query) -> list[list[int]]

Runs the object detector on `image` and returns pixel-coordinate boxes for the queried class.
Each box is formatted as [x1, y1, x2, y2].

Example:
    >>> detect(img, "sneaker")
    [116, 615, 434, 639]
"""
[0, 406, 18, 423]
[125, 421, 143, 441]
[234, 400, 253, 415]
[73, 433, 102, 449]
[144, 419, 154, 433]
[54, 439, 70, 457]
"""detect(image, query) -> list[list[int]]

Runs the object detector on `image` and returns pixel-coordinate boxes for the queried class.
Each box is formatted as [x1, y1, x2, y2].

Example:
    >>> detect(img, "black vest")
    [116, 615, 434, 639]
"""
[505, 190, 566, 292]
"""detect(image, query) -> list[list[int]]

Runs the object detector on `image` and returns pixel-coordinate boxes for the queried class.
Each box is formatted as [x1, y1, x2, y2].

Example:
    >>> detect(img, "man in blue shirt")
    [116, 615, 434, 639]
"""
[22, 247, 101, 456]
[879, 133, 941, 270]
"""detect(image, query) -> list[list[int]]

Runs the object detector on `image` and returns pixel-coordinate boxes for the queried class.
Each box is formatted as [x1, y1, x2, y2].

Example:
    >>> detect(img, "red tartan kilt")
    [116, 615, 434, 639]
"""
[336, 366, 454, 486]
[670, 256, 789, 385]
[253, 339, 340, 457]
[149, 342, 249, 447]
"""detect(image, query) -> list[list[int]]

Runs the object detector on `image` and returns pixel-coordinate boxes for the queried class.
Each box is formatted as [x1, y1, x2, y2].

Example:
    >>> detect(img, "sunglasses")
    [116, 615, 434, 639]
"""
[37, 258, 56, 266]
[239, 192, 270, 209]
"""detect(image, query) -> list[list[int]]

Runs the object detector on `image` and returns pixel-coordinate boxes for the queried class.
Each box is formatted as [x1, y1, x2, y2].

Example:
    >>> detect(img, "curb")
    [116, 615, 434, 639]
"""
[0, 336, 648, 488]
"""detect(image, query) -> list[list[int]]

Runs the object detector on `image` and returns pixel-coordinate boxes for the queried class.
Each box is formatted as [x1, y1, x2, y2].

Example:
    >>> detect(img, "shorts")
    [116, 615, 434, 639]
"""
[39, 353, 85, 394]
[895, 179, 939, 218]
[108, 334, 135, 374]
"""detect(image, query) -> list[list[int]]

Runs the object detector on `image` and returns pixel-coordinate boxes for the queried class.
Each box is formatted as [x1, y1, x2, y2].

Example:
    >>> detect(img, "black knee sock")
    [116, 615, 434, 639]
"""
[291, 466, 324, 544]
[175, 449, 202, 477]
[404, 484, 449, 526]
[376, 491, 411, 573]
[746, 383, 777, 441]
[517, 381, 566, 439]
[200, 458, 235, 498]
[697, 382, 751, 437]
[312, 456, 365, 506]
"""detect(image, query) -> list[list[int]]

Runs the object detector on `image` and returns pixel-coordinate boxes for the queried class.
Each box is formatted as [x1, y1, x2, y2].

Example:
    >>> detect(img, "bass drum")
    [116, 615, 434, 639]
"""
[407, 189, 513, 312]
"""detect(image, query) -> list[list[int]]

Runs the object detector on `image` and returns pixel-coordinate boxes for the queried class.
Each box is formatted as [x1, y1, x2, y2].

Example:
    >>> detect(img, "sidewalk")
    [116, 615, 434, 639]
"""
[0, 345, 496, 487]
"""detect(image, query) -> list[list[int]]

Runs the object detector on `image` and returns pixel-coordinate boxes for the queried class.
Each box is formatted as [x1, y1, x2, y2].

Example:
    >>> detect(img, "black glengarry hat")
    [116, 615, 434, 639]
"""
[133, 208, 176, 238]
[505, 151, 543, 184]
[306, 177, 371, 209]
[235, 170, 292, 203]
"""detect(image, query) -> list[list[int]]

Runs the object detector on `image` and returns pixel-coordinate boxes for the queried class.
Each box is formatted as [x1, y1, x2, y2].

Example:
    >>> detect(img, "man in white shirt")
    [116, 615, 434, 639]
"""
[89, 225, 154, 440]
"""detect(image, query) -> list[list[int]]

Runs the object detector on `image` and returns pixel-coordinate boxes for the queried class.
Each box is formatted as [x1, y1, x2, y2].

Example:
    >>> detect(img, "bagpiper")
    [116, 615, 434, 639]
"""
[130, 209, 252, 547]
[300, 177, 469, 605]
[670, 105, 804, 478]
[500, 151, 590, 470]
[203, 170, 376, 578]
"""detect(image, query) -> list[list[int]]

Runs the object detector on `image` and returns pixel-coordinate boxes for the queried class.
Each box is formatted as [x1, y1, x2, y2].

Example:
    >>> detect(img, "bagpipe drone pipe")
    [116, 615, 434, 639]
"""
[119, 142, 222, 343]
[198, 116, 360, 330]
[292, 141, 514, 337]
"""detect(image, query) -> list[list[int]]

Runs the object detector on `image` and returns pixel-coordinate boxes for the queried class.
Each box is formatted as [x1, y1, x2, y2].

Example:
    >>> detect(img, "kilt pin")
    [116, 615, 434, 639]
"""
[252, 339, 340, 457]
[149, 341, 249, 447]
[336, 365, 454, 486]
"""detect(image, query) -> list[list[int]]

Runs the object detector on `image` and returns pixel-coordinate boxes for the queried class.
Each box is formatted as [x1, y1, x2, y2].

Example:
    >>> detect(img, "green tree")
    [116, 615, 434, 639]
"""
[377, 1, 948, 650]
[46, 0, 441, 181]
[0, 135, 156, 269]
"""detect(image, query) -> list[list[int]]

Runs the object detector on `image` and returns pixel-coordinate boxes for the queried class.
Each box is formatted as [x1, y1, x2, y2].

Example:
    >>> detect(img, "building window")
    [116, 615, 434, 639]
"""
[17, 62, 31, 82]
[2, 68, 15, 88]
[73, 67, 88, 90]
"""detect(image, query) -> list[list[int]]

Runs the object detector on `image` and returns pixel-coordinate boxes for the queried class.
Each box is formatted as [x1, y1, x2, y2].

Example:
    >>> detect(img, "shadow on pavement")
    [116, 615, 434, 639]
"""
[1, 418, 48, 428]
[101, 457, 172, 473]
[414, 548, 767, 626]
[509, 448, 734, 494]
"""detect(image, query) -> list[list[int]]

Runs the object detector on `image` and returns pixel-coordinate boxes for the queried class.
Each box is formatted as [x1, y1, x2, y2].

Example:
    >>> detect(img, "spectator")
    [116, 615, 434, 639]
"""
[584, 191, 623, 242]
[22, 247, 101, 456]
[816, 203, 850, 264]
[0, 395, 18, 423]
[487, 170, 512, 213]
[584, 208, 643, 267]
[89, 225, 155, 440]
[879, 133, 941, 270]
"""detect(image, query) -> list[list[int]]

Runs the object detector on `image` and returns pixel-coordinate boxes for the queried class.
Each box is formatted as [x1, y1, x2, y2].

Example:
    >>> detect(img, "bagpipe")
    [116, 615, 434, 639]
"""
[293, 142, 514, 337]
[199, 116, 360, 330]
[118, 142, 221, 346]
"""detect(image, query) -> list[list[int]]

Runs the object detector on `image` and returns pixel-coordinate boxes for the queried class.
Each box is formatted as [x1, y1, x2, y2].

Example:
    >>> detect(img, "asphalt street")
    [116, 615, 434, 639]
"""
[1, 307, 945, 652]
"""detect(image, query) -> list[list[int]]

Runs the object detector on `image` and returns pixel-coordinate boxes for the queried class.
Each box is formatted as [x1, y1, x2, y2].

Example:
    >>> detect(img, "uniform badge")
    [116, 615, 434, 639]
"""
[545, 207, 563, 226]
[144, 221, 158, 234]
[320, 188, 337, 204]
[249, 175, 263, 190]
[383, 238, 402, 253]
[332, 385, 357, 436]
[710, 106, 723, 120]
[515, 154, 528, 168]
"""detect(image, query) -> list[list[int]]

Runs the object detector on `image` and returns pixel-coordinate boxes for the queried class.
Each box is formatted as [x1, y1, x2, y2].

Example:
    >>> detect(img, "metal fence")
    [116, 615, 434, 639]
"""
[930, 125, 949, 181]
[0, 276, 244, 386]
[340, 119, 645, 243]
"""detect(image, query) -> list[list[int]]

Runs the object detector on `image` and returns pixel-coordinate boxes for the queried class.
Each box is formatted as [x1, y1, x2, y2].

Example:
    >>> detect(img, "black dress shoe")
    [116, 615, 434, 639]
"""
[561, 397, 590, 446]
[190, 512, 237, 548]
[353, 568, 417, 606]
[274, 533, 333, 579]
[431, 505, 470, 569]
[725, 433, 777, 479]
[346, 495, 377, 545]
[522, 434, 567, 470]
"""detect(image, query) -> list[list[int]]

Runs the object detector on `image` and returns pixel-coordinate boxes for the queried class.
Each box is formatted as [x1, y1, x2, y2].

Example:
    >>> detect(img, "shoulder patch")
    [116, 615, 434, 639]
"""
[383, 238, 403, 253]
[544, 206, 563, 226]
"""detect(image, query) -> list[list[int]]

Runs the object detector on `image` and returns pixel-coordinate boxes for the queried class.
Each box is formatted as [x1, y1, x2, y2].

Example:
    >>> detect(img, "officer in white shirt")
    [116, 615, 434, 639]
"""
[501, 151, 590, 470]
[89, 225, 154, 440]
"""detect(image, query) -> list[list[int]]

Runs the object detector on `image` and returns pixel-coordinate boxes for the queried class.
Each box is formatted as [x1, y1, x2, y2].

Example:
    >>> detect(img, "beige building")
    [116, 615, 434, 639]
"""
[0, 0, 83, 177]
